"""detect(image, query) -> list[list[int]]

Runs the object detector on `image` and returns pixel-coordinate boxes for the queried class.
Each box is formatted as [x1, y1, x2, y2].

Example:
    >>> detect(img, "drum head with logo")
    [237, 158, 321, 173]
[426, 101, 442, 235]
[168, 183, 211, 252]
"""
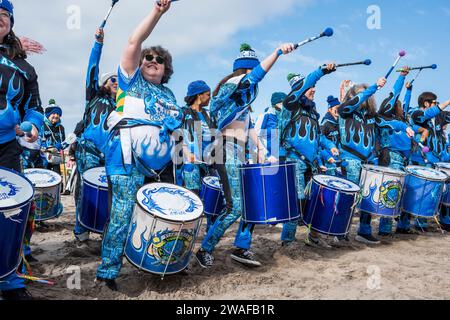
[83, 167, 108, 188]
[363, 164, 406, 177]
[24, 169, 62, 188]
[202, 176, 221, 190]
[313, 175, 360, 193]
[406, 166, 448, 182]
[136, 183, 203, 222]
[0, 167, 34, 210]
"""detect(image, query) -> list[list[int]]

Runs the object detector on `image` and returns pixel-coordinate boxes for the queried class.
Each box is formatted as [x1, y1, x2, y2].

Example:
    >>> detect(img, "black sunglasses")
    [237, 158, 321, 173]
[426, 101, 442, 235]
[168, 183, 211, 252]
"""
[109, 77, 117, 83]
[144, 54, 165, 65]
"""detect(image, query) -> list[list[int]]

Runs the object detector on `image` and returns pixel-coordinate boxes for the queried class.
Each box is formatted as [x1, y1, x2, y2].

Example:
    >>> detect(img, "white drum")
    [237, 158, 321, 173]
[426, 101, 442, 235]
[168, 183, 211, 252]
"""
[359, 165, 406, 217]
[24, 169, 62, 221]
[124, 183, 203, 278]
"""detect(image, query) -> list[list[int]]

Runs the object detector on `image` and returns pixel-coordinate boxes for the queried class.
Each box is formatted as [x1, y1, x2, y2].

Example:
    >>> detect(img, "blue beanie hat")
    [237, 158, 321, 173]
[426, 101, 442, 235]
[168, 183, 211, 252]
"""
[327, 95, 340, 108]
[233, 43, 260, 72]
[287, 73, 305, 88]
[186, 80, 211, 98]
[271, 92, 287, 106]
[0, 1, 14, 27]
[45, 99, 62, 118]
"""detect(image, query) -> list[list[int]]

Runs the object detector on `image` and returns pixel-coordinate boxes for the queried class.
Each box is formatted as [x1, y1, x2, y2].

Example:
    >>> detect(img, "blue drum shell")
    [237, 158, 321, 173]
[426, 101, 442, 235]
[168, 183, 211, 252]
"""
[303, 180, 357, 236]
[80, 181, 110, 234]
[0, 202, 32, 279]
[34, 185, 62, 221]
[240, 162, 299, 224]
[442, 182, 450, 206]
[200, 183, 224, 217]
[401, 174, 444, 218]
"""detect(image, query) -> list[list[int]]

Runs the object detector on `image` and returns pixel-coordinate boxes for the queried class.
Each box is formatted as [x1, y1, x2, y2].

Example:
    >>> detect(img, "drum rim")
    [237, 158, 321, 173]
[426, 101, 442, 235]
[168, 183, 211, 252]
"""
[24, 168, 62, 188]
[136, 182, 204, 223]
[201, 176, 221, 191]
[361, 164, 406, 177]
[83, 180, 109, 191]
[0, 166, 35, 211]
[82, 167, 108, 188]
[238, 161, 297, 170]
[405, 165, 448, 181]
[312, 174, 360, 193]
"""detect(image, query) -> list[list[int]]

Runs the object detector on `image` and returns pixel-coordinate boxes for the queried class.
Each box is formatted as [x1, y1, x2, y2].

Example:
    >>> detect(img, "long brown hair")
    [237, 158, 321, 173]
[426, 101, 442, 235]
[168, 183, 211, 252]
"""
[213, 69, 248, 97]
[2, 30, 27, 60]
[343, 83, 377, 116]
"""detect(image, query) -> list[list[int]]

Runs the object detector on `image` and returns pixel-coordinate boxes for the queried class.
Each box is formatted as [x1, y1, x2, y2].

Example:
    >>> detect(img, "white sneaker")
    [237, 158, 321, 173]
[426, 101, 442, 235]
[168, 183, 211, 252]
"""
[75, 232, 89, 242]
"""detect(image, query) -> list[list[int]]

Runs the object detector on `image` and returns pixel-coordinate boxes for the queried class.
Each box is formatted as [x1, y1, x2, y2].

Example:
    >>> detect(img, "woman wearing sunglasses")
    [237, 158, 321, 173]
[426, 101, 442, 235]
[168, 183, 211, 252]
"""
[72, 27, 118, 244]
[96, 0, 182, 290]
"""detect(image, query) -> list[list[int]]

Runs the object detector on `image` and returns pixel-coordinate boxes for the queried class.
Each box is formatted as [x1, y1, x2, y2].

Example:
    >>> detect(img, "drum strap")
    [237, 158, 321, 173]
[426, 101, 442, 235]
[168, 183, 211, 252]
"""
[341, 145, 369, 163]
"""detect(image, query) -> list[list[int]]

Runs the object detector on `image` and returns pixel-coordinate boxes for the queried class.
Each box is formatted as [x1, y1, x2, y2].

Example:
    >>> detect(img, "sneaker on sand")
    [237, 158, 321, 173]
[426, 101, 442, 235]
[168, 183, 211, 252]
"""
[75, 232, 89, 242]
[195, 249, 214, 268]
[95, 277, 118, 292]
[355, 233, 380, 245]
[230, 249, 261, 267]
[306, 234, 332, 249]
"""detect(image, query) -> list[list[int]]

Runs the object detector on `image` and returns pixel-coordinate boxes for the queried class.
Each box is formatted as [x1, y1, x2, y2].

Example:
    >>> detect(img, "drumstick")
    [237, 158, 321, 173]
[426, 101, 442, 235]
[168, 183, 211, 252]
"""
[276, 27, 333, 57]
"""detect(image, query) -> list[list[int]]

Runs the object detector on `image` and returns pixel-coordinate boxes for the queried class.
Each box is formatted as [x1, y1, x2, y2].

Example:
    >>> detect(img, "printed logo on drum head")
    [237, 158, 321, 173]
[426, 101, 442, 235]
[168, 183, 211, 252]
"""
[148, 228, 194, 265]
[379, 181, 402, 209]
[35, 193, 56, 214]
[0, 178, 20, 201]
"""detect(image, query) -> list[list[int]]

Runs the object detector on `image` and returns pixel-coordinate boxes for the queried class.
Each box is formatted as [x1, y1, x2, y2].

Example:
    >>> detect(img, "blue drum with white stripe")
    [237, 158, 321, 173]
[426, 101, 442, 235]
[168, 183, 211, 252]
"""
[0, 167, 34, 279]
[434, 163, 450, 206]
[401, 166, 447, 218]
[239, 162, 299, 224]
[80, 167, 110, 234]
[125, 183, 203, 278]
[199, 176, 225, 216]
[24, 169, 62, 221]
[303, 175, 360, 236]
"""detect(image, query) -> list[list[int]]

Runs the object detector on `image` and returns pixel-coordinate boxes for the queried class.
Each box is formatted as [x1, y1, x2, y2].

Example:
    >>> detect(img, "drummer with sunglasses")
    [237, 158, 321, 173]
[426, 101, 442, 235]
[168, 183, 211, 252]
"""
[73, 27, 117, 244]
[96, 0, 182, 291]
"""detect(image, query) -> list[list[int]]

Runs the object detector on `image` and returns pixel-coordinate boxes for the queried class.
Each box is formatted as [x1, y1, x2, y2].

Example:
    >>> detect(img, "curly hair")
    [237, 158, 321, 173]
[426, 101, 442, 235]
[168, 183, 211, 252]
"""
[140, 46, 173, 84]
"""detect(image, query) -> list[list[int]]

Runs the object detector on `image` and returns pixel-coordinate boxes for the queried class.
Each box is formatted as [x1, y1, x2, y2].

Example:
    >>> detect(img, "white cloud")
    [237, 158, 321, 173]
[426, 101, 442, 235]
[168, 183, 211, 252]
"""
[13, 0, 312, 131]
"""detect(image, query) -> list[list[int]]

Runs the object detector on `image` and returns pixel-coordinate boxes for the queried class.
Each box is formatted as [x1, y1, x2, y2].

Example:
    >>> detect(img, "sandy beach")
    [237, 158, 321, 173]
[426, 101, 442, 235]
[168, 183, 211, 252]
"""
[25, 195, 450, 300]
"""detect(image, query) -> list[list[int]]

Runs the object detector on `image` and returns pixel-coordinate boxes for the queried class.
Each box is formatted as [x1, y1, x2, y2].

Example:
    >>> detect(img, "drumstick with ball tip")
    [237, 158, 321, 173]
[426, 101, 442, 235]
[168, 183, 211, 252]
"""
[100, 0, 120, 29]
[378, 51, 406, 90]
[334, 59, 372, 68]
[277, 27, 334, 57]
[396, 64, 437, 73]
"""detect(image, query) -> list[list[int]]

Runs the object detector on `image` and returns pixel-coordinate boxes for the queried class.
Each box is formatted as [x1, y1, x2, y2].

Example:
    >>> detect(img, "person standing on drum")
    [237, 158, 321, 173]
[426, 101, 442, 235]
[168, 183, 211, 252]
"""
[181, 80, 218, 231]
[195, 42, 295, 268]
[0, 0, 44, 300]
[376, 68, 428, 235]
[96, 1, 182, 291]
[320, 95, 341, 176]
[73, 27, 117, 244]
[42, 100, 66, 175]
[407, 93, 450, 231]
[278, 66, 340, 248]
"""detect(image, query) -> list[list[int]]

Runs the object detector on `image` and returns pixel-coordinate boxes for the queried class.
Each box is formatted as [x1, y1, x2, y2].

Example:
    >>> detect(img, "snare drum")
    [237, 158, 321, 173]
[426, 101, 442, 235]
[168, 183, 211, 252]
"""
[125, 183, 203, 278]
[434, 163, 450, 206]
[401, 166, 447, 218]
[80, 167, 109, 234]
[359, 165, 406, 217]
[303, 175, 360, 236]
[199, 176, 225, 217]
[24, 169, 62, 221]
[0, 167, 34, 279]
[239, 162, 299, 224]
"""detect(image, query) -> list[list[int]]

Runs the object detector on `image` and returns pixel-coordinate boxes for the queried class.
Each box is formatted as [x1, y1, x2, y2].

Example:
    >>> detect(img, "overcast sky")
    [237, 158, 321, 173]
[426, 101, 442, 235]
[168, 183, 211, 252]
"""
[13, 0, 450, 133]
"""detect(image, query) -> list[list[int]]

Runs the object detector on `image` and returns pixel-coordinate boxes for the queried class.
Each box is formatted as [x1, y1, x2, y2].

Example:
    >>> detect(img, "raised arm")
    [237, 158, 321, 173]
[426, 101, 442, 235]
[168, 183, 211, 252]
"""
[120, 1, 171, 75]
[86, 28, 104, 104]
[379, 70, 408, 116]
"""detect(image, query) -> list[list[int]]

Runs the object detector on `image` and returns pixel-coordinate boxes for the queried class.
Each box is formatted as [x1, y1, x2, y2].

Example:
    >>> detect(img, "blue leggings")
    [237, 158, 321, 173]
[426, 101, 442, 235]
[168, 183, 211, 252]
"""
[201, 141, 254, 253]
[96, 168, 145, 280]
[281, 158, 308, 243]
